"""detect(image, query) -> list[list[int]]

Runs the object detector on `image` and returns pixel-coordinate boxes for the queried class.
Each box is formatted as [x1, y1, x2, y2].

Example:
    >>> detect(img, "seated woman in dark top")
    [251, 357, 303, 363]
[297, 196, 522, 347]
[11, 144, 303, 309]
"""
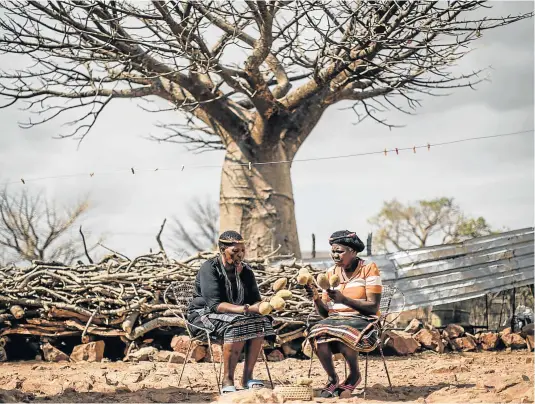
[187, 230, 274, 393]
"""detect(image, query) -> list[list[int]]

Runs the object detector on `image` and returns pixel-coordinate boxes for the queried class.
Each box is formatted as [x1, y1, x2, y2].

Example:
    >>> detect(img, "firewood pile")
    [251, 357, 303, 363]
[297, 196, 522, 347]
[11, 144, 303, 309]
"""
[0, 249, 323, 348]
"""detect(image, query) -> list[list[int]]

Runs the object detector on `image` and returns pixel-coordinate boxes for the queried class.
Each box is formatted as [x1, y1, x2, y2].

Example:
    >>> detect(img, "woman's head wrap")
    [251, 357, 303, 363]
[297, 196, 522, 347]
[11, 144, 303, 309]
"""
[328, 230, 365, 253]
[218, 230, 245, 250]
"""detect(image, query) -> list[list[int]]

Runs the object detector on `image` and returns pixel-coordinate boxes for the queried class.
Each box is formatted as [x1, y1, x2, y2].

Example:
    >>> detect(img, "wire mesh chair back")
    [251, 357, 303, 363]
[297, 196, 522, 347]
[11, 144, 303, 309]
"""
[163, 280, 196, 320]
[379, 284, 396, 315]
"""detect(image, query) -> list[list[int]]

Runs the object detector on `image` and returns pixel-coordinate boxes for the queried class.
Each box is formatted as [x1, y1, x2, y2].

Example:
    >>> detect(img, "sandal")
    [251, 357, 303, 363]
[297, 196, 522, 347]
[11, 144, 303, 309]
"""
[221, 385, 237, 394]
[319, 380, 339, 398]
[244, 379, 265, 389]
[334, 376, 362, 396]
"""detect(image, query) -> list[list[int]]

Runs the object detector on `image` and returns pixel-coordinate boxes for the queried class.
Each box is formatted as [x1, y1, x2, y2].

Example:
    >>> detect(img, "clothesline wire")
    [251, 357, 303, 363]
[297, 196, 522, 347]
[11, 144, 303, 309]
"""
[2, 129, 532, 186]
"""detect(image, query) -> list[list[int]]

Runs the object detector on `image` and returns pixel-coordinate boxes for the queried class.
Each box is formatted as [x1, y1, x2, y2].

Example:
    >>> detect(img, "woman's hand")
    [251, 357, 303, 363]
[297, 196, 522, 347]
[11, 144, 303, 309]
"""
[304, 284, 319, 300]
[248, 302, 261, 314]
[326, 289, 346, 304]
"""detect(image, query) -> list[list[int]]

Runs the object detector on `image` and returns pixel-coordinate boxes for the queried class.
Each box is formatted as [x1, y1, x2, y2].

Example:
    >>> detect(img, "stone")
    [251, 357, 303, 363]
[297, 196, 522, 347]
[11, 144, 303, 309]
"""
[414, 328, 444, 353]
[383, 330, 420, 355]
[525, 357, 533, 364]
[451, 336, 477, 352]
[70, 341, 105, 362]
[333, 353, 344, 362]
[128, 346, 159, 361]
[204, 344, 223, 363]
[267, 349, 284, 362]
[444, 324, 464, 339]
[281, 343, 297, 357]
[404, 319, 423, 334]
[478, 332, 500, 351]
[0, 346, 7, 362]
[156, 350, 186, 363]
[170, 335, 206, 362]
[301, 339, 313, 358]
[41, 342, 70, 362]
[216, 388, 284, 403]
[501, 332, 527, 350]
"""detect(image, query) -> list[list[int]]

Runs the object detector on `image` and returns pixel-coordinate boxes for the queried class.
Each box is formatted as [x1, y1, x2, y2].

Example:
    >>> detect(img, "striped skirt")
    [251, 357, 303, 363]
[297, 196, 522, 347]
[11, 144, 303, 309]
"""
[187, 309, 275, 344]
[307, 315, 379, 353]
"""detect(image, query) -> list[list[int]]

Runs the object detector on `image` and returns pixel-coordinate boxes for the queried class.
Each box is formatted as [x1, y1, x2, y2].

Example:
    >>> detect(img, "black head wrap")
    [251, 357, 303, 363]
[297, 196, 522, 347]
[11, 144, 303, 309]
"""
[328, 230, 365, 253]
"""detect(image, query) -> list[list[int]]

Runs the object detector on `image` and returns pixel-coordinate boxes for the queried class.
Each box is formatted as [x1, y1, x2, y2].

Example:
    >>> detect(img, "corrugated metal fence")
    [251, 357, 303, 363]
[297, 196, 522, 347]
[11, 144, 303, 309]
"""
[300, 227, 534, 312]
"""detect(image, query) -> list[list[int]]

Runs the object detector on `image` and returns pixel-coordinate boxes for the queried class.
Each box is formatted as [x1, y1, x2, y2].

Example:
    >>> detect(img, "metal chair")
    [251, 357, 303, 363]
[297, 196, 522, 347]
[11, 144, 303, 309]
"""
[163, 281, 274, 393]
[305, 284, 404, 398]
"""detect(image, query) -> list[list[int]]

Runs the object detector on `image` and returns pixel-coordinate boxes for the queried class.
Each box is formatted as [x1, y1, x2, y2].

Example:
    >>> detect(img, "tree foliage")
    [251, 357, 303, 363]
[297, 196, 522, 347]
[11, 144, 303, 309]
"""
[368, 197, 495, 253]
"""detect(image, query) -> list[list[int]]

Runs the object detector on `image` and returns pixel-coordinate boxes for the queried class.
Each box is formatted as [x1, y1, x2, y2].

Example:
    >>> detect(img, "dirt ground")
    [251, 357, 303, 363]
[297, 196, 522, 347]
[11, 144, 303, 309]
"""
[0, 350, 533, 403]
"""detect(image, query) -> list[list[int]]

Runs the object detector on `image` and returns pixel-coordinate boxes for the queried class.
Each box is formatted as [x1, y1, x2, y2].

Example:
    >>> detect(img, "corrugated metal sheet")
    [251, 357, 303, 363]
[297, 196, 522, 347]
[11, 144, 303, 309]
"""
[298, 228, 534, 312]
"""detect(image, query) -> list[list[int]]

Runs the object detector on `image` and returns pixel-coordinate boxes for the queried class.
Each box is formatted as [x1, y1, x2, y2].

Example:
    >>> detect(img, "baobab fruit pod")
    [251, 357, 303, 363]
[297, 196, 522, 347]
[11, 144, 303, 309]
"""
[259, 302, 273, 315]
[329, 274, 341, 288]
[297, 273, 309, 285]
[272, 277, 287, 292]
[275, 290, 293, 300]
[317, 273, 330, 290]
[269, 296, 286, 311]
[297, 377, 313, 386]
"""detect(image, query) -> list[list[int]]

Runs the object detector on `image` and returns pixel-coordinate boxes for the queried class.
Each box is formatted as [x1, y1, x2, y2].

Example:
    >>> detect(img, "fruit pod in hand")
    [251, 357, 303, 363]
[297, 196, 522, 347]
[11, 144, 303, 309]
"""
[269, 296, 286, 311]
[297, 273, 309, 285]
[317, 273, 330, 290]
[329, 274, 340, 288]
[259, 302, 273, 315]
[273, 277, 287, 292]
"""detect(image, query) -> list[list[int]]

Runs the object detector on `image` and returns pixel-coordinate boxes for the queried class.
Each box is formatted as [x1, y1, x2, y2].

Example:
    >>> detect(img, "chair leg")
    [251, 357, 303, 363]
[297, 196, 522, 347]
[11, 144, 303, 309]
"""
[307, 346, 314, 378]
[177, 340, 194, 388]
[219, 356, 223, 387]
[364, 353, 368, 399]
[206, 333, 221, 394]
[378, 343, 392, 391]
[261, 349, 274, 389]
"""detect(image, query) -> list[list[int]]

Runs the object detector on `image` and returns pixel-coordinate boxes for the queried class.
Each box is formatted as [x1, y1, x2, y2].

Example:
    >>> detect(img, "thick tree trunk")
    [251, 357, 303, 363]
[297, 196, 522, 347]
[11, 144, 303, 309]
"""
[219, 141, 301, 258]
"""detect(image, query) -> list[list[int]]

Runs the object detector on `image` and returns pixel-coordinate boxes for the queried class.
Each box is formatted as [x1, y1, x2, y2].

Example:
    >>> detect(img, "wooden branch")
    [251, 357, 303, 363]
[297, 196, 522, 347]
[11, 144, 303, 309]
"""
[79, 226, 94, 264]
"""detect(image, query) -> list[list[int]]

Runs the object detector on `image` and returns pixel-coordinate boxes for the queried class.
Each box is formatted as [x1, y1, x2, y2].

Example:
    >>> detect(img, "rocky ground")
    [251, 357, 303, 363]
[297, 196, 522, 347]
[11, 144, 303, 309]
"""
[0, 350, 533, 403]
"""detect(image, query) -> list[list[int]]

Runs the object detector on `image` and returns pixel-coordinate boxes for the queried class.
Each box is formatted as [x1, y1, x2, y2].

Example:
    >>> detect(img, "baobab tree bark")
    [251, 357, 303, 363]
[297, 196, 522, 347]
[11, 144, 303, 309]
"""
[220, 141, 300, 257]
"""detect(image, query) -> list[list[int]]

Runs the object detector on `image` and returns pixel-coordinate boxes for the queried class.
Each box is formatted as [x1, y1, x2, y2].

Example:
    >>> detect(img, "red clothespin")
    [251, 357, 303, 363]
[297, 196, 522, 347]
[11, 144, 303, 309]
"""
[395, 148, 399, 155]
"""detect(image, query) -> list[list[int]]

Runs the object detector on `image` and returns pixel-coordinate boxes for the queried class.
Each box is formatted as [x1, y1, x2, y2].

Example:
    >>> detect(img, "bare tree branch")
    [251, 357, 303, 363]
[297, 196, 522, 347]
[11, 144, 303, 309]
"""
[0, 188, 100, 264]
[169, 196, 219, 254]
[0, 1, 529, 152]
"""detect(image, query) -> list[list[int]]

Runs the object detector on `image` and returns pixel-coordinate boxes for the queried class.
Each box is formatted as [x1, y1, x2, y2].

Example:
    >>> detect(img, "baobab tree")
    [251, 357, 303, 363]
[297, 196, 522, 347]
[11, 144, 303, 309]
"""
[0, 1, 531, 257]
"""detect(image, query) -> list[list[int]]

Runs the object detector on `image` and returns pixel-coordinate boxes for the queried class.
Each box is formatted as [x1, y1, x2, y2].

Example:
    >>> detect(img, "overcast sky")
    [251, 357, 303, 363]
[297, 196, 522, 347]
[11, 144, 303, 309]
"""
[0, 2, 533, 259]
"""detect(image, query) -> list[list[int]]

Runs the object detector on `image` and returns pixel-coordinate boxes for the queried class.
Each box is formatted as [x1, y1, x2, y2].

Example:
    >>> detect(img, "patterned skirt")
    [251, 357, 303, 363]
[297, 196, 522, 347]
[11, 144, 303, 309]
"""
[187, 309, 275, 344]
[307, 314, 379, 353]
